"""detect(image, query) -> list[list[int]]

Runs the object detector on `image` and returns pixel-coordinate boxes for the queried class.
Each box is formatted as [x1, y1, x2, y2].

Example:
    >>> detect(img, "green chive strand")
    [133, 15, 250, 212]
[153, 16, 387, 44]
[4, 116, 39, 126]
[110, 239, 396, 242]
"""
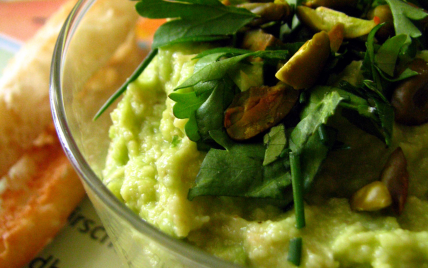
[289, 151, 305, 229]
[93, 48, 159, 120]
[287, 237, 303, 266]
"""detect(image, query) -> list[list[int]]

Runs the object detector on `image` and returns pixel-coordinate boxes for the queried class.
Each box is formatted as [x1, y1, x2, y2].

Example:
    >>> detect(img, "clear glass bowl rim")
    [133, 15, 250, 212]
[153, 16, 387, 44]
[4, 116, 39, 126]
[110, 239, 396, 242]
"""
[49, 1, 240, 267]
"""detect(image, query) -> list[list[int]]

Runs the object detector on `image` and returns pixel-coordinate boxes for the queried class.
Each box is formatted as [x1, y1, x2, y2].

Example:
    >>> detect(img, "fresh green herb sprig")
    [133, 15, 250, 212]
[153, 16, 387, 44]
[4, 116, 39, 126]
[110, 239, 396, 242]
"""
[94, 0, 257, 119]
[385, 0, 427, 38]
[187, 129, 294, 201]
[182, 23, 419, 203]
[350, 22, 424, 146]
[368, 0, 428, 38]
[175, 49, 291, 89]
[188, 87, 346, 202]
[170, 48, 291, 149]
[187, 122, 336, 203]
[363, 24, 418, 92]
[135, 0, 257, 48]
[337, 80, 394, 146]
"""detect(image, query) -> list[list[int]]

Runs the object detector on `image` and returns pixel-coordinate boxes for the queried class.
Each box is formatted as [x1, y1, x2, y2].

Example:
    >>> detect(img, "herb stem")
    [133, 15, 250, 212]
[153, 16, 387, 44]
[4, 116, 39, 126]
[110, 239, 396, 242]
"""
[289, 151, 305, 229]
[93, 48, 159, 120]
[287, 237, 303, 266]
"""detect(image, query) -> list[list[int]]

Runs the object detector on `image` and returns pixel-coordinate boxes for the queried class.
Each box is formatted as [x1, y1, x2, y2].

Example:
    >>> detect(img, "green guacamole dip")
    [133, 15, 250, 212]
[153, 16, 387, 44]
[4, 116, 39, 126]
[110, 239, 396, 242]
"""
[102, 45, 428, 267]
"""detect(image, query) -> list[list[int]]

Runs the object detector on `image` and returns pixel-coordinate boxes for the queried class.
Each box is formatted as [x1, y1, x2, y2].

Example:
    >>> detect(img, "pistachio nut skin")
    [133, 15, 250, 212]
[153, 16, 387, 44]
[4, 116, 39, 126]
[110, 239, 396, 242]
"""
[237, 2, 292, 27]
[328, 23, 345, 53]
[275, 31, 331, 90]
[380, 147, 409, 215]
[224, 83, 299, 140]
[241, 29, 281, 52]
[391, 58, 428, 126]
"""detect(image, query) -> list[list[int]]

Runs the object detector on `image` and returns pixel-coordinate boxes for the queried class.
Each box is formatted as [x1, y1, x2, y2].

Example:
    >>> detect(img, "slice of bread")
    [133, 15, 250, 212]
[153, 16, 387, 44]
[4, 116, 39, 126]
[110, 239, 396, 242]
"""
[0, 0, 138, 177]
[0, 125, 85, 268]
[0, 0, 142, 267]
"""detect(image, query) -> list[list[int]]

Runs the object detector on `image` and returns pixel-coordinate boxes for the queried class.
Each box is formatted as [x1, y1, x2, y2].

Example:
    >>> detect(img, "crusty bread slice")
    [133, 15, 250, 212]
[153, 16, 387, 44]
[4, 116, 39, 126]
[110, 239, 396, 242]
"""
[0, 0, 138, 178]
[0, 125, 85, 268]
[0, 0, 77, 182]
[0, 0, 142, 267]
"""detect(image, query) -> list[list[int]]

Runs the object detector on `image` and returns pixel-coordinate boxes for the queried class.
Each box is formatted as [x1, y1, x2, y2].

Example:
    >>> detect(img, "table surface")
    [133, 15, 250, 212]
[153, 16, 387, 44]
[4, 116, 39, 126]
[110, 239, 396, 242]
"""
[0, 1, 158, 267]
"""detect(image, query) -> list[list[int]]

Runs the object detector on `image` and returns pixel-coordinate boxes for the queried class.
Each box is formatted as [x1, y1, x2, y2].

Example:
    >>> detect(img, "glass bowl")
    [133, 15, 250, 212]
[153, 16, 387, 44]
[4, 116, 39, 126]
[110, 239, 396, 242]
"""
[49, 0, 240, 267]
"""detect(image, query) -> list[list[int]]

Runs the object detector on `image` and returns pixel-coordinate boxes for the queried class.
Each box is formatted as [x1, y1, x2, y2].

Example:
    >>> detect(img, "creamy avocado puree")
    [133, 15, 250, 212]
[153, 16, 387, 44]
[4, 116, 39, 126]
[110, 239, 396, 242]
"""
[102, 44, 428, 268]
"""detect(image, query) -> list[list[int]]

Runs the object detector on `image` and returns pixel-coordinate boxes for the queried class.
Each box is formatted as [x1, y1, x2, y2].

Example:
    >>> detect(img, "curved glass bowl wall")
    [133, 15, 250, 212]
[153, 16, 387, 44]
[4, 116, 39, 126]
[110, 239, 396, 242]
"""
[50, 0, 240, 267]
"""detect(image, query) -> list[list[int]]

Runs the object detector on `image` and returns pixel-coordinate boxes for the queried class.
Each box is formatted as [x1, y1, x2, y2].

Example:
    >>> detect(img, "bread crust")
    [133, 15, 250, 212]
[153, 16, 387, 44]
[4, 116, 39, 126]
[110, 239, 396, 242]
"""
[0, 126, 85, 268]
[0, 0, 138, 177]
[0, 0, 77, 178]
[0, 0, 142, 266]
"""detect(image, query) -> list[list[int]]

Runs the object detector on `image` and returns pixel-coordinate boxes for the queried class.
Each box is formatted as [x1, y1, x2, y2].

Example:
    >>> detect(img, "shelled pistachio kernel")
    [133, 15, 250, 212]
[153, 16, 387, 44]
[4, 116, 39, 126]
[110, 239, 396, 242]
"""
[275, 31, 330, 90]
[350, 181, 392, 211]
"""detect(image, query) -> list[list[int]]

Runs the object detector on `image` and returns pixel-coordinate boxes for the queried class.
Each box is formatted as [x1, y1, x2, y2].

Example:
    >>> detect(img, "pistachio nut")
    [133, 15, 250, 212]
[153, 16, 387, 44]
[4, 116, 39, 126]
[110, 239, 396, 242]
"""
[391, 58, 428, 125]
[380, 147, 409, 215]
[303, 0, 357, 9]
[224, 82, 299, 140]
[328, 23, 345, 53]
[367, 5, 394, 41]
[350, 181, 392, 212]
[275, 31, 330, 90]
[297, 6, 378, 39]
[237, 2, 292, 27]
[241, 29, 281, 52]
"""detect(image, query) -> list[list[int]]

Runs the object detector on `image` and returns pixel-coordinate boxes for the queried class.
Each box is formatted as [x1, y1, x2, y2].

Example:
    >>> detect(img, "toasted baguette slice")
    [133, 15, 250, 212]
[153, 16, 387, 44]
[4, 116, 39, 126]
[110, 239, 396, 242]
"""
[0, 125, 85, 268]
[0, 0, 143, 267]
[0, 0, 138, 178]
[0, 34, 144, 266]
